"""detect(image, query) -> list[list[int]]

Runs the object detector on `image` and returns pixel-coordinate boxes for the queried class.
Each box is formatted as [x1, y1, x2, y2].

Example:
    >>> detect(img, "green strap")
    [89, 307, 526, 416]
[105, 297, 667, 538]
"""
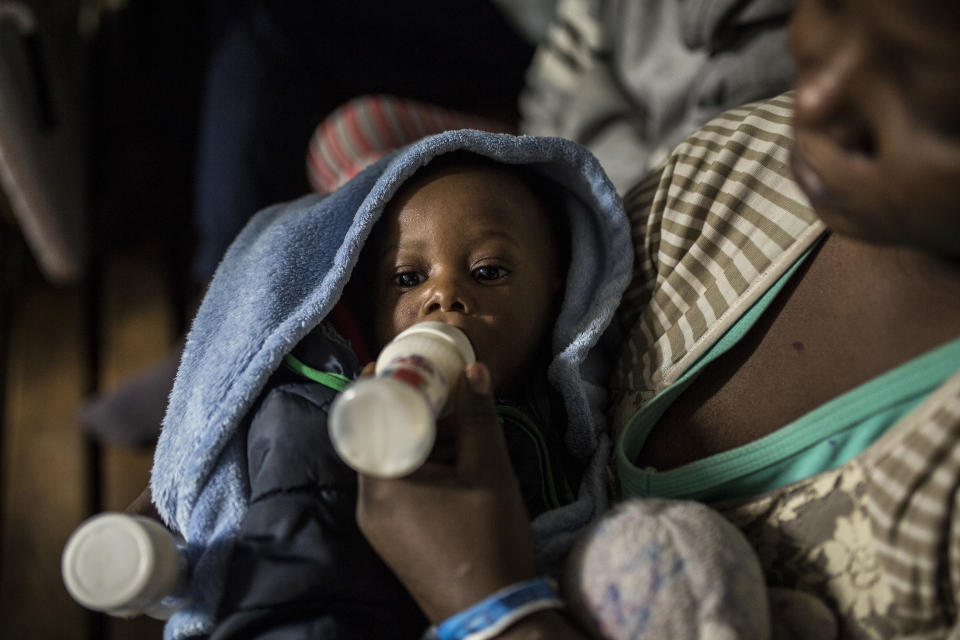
[282, 355, 570, 508]
[497, 405, 571, 509]
[282, 353, 352, 392]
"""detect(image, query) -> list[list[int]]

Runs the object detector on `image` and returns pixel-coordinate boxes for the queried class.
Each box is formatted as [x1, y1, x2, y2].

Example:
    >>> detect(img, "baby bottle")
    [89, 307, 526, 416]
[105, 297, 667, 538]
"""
[62, 512, 188, 619]
[328, 321, 475, 477]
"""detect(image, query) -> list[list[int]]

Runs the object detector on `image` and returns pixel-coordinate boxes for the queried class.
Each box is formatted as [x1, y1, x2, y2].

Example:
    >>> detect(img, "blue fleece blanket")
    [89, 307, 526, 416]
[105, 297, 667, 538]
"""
[151, 130, 632, 639]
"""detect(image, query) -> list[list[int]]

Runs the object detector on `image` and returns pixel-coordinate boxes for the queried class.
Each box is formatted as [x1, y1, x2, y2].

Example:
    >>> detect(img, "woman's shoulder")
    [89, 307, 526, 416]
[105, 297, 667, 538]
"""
[620, 92, 816, 299]
[611, 93, 825, 431]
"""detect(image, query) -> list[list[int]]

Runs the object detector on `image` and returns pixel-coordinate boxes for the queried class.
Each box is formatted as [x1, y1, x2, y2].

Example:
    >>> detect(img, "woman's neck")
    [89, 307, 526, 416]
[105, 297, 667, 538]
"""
[823, 234, 960, 346]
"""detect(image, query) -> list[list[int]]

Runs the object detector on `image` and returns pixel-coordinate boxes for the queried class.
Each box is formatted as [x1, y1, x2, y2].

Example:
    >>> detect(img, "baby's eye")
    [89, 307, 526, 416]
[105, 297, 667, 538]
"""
[472, 265, 510, 282]
[393, 271, 424, 288]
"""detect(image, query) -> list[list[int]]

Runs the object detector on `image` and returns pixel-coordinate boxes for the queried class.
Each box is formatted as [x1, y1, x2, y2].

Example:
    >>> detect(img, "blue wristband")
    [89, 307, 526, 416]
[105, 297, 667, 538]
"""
[432, 577, 563, 640]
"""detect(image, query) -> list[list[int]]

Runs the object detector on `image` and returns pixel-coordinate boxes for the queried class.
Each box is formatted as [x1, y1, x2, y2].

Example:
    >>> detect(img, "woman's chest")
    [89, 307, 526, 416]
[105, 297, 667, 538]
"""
[636, 236, 960, 471]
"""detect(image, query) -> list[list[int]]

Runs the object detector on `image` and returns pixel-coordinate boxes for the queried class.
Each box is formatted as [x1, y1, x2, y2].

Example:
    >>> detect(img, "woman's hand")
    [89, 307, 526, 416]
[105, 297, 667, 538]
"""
[356, 362, 536, 622]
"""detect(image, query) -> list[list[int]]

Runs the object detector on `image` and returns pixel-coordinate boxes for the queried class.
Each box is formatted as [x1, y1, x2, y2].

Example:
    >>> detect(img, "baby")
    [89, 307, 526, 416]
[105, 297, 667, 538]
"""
[212, 154, 576, 638]
[150, 131, 632, 639]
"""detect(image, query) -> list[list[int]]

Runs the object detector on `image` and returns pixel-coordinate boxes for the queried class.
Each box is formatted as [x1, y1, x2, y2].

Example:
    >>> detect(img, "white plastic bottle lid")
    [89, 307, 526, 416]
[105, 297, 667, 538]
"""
[62, 513, 180, 616]
[378, 321, 476, 373]
[376, 321, 476, 417]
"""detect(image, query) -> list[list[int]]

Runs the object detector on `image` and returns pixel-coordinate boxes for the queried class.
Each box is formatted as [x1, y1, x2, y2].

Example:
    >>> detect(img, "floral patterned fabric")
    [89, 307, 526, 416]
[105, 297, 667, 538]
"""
[717, 371, 960, 639]
[720, 465, 894, 637]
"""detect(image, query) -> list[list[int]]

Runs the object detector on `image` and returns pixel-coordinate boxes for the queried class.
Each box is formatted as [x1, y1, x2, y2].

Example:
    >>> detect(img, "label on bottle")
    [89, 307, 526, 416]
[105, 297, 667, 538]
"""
[380, 354, 449, 416]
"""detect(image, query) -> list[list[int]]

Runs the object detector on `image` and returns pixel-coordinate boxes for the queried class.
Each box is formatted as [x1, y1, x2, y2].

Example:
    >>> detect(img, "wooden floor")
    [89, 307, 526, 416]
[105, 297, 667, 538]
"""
[1, 241, 173, 639]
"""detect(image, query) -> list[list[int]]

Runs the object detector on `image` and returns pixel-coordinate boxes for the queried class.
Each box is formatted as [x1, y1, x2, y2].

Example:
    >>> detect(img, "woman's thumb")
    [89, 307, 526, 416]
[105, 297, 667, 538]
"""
[455, 362, 509, 474]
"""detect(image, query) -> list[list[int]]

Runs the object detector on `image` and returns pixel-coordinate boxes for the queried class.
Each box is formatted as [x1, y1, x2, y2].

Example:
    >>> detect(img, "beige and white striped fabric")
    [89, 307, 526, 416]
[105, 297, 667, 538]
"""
[610, 92, 960, 637]
[611, 91, 824, 433]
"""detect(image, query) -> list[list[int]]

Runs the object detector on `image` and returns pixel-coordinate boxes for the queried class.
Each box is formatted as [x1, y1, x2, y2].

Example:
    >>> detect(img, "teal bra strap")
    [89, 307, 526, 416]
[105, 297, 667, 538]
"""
[283, 353, 352, 392]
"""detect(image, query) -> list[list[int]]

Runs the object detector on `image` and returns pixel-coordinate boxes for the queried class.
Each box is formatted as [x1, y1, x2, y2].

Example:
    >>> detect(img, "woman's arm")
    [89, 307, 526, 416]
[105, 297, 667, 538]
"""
[356, 362, 590, 638]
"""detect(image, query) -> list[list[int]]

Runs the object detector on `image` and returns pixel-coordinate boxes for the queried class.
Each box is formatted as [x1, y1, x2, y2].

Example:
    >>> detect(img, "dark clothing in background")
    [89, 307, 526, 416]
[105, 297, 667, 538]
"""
[193, 0, 534, 282]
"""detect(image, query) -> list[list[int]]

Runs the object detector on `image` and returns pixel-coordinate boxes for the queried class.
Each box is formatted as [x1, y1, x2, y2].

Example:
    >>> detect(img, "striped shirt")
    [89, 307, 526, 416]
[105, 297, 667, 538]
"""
[611, 92, 960, 638]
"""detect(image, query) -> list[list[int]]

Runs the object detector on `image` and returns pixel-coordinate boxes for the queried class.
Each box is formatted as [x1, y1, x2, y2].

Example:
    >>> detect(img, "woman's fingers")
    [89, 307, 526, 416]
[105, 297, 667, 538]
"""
[454, 363, 513, 478]
[355, 361, 536, 621]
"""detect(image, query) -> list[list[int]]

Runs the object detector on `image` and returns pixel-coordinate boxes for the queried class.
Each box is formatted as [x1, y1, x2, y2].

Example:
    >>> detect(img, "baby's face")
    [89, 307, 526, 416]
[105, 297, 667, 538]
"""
[370, 162, 563, 394]
[790, 0, 960, 257]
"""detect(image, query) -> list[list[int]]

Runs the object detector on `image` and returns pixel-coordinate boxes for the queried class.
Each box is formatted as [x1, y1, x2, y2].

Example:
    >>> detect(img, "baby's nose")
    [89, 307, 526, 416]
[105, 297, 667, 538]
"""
[420, 276, 470, 315]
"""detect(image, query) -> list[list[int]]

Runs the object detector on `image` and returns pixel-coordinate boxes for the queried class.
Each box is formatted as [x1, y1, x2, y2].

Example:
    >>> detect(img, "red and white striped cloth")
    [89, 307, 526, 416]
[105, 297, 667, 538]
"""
[307, 94, 509, 193]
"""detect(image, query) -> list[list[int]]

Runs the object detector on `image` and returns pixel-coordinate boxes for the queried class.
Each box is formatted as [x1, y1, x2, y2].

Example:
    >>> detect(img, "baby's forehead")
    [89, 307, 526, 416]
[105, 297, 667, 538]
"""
[382, 158, 555, 227]
[347, 155, 568, 289]
[394, 155, 546, 202]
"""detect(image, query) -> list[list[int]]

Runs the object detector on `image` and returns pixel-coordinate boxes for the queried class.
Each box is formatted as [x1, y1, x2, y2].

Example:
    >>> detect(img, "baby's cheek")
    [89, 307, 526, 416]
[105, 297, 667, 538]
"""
[372, 299, 412, 349]
[480, 336, 530, 393]
[397, 304, 420, 332]
[380, 304, 420, 345]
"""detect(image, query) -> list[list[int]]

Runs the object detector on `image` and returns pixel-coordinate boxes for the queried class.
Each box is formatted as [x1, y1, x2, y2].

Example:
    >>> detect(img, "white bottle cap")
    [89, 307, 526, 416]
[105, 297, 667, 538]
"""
[377, 321, 475, 376]
[376, 322, 476, 416]
[62, 513, 180, 615]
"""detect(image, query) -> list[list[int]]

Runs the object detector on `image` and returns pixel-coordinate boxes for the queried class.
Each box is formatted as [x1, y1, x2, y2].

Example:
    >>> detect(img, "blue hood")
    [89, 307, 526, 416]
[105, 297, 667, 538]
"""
[151, 130, 632, 638]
